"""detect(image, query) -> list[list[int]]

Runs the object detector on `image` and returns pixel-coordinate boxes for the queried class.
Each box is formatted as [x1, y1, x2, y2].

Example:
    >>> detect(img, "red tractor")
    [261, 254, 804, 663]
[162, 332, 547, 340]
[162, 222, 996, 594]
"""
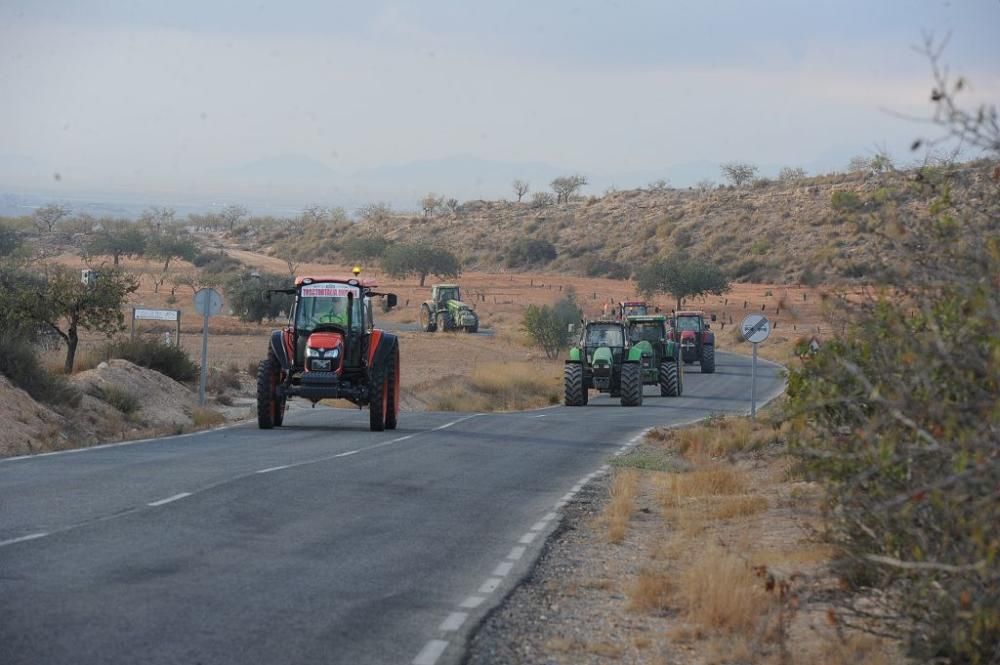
[256, 273, 400, 431]
[669, 310, 717, 373]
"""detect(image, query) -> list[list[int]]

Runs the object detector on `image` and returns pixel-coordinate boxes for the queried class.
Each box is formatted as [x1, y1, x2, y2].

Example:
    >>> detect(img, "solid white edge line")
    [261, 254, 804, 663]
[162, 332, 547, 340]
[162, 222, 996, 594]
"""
[530, 520, 548, 532]
[147, 492, 191, 507]
[333, 450, 360, 458]
[255, 465, 290, 474]
[560, 492, 574, 502]
[543, 512, 558, 521]
[506, 546, 526, 561]
[478, 577, 502, 594]
[413, 639, 449, 665]
[438, 612, 467, 632]
[0, 532, 49, 547]
[459, 595, 485, 609]
[518, 532, 537, 545]
[493, 561, 514, 576]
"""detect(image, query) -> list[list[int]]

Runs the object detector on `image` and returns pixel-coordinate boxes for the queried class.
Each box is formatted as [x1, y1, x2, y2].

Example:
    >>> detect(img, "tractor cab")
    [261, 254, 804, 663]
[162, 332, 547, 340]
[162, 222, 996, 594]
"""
[433, 284, 461, 306]
[618, 300, 650, 320]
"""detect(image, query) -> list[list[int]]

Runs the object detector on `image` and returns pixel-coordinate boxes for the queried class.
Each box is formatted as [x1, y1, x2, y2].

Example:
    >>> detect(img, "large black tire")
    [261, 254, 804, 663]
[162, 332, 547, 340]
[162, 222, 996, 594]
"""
[256, 355, 281, 429]
[385, 345, 399, 430]
[420, 305, 436, 332]
[467, 323, 478, 334]
[701, 344, 716, 374]
[436, 313, 449, 332]
[620, 362, 643, 407]
[564, 363, 586, 406]
[659, 359, 680, 397]
[369, 364, 387, 432]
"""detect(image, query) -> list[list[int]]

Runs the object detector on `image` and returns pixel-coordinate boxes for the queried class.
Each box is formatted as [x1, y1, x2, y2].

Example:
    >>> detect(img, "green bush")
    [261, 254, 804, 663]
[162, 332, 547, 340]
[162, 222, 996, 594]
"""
[103, 338, 198, 383]
[98, 384, 140, 414]
[830, 189, 863, 211]
[0, 332, 81, 407]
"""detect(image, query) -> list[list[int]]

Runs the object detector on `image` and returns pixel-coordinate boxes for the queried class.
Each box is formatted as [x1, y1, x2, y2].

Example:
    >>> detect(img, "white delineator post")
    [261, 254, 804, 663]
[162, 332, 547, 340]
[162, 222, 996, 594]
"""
[740, 314, 771, 419]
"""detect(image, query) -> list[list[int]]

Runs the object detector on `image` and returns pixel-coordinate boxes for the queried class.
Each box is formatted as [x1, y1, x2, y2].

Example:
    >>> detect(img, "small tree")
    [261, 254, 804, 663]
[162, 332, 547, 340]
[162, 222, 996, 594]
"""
[550, 174, 588, 203]
[647, 179, 670, 193]
[85, 222, 147, 266]
[778, 166, 807, 183]
[381, 243, 460, 286]
[512, 179, 530, 202]
[530, 192, 554, 208]
[224, 271, 292, 324]
[636, 254, 730, 311]
[522, 294, 581, 359]
[720, 162, 758, 187]
[146, 232, 198, 292]
[138, 206, 176, 234]
[41, 266, 138, 373]
[219, 204, 249, 231]
[445, 198, 459, 213]
[33, 204, 69, 233]
[421, 193, 444, 217]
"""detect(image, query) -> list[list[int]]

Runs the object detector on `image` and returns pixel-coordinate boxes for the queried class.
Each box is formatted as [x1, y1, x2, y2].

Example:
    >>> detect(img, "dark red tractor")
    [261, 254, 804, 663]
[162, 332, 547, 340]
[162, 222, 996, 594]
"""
[669, 310, 717, 373]
[256, 273, 400, 431]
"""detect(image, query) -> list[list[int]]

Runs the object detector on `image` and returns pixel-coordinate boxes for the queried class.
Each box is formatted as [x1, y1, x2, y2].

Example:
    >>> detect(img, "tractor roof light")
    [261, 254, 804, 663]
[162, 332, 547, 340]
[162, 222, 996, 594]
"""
[352, 266, 362, 276]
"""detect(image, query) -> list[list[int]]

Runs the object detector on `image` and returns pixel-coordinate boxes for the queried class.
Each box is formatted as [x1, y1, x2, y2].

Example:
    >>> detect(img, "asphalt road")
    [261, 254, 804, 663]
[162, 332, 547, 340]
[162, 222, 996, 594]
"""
[0, 351, 784, 665]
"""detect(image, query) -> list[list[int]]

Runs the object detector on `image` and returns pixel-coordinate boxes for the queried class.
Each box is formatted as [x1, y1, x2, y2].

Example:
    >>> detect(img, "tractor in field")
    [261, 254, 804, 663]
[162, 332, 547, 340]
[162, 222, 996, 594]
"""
[668, 310, 717, 374]
[256, 272, 400, 431]
[625, 314, 683, 396]
[419, 284, 479, 333]
[564, 320, 644, 407]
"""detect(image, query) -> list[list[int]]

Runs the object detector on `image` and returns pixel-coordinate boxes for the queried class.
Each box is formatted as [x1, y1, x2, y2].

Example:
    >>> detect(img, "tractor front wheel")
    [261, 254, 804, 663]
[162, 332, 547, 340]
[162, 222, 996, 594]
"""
[701, 345, 716, 374]
[620, 362, 643, 407]
[564, 363, 587, 406]
[256, 355, 283, 429]
[659, 359, 680, 397]
[420, 305, 437, 332]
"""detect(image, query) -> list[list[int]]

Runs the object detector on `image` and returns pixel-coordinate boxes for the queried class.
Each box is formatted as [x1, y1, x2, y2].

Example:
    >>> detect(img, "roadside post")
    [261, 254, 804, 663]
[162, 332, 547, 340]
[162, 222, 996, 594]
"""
[740, 313, 771, 418]
[194, 288, 223, 406]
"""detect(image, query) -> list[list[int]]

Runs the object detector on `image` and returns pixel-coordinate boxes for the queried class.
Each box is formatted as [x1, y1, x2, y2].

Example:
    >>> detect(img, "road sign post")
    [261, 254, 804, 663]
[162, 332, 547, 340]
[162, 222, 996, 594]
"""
[740, 313, 771, 418]
[194, 288, 223, 407]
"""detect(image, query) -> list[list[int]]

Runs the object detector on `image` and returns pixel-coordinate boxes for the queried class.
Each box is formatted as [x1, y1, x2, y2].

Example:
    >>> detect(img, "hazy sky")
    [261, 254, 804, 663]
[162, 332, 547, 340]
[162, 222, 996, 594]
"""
[1, 1, 998, 208]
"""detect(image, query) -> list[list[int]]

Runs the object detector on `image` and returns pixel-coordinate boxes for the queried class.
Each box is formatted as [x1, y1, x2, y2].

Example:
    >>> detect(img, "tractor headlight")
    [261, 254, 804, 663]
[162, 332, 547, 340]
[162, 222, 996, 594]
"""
[307, 347, 341, 358]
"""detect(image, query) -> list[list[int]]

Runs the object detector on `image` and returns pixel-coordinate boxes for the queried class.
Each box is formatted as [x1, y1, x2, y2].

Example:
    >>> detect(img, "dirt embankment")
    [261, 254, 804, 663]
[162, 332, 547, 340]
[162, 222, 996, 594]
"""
[0, 359, 231, 458]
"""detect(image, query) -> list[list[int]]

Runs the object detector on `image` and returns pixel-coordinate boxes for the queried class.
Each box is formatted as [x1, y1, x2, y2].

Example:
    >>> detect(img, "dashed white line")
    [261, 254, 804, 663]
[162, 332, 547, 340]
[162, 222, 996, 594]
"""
[478, 577, 502, 593]
[493, 561, 514, 576]
[438, 612, 467, 632]
[333, 450, 360, 458]
[0, 532, 48, 548]
[255, 465, 290, 474]
[459, 595, 486, 609]
[506, 546, 526, 561]
[147, 492, 191, 507]
[413, 639, 449, 665]
[518, 531, 538, 545]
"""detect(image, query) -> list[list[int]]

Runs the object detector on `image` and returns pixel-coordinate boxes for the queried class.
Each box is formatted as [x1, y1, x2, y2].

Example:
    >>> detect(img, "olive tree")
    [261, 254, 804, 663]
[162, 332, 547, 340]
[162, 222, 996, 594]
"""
[636, 254, 730, 311]
[512, 179, 530, 202]
[720, 162, 758, 187]
[381, 243, 459, 286]
[85, 222, 147, 266]
[550, 174, 588, 203]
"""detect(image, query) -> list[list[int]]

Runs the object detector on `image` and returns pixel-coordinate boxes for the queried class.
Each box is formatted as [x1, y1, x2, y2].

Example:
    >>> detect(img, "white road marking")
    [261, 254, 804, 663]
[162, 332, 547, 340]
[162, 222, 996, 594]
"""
[478, 577, 502, 593]
[434, 414, 480, 431]
[413, 639, 449, 665]
[493, 561, 514, 576]
[333, 450, 360, 458]
[530, 520, 548, 532]
[530, 414, 548, 418]
[0, 532, 48, 548]
[543, 512, 558, 521]
[255, 465, 290, 474]
[438, 612, 467, 632]
[554, 500, 566, 508]
[147, 492, 191, 507]
[518, 531, 538, 545]
[560, 492, 574, 502]
[459, 595, 485, 609]
[506, 546, 526, 561]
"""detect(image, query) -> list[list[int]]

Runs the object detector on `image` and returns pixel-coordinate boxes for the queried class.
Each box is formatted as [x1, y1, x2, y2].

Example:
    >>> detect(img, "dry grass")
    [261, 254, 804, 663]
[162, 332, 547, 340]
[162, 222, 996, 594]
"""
[666, 416, 775, 459]
[658, 465, 748, 506]
[706, 494, 769, 520]
[426, 361, 562, 412]
[678, 547, 774, 633]
[627, 567, 672, 613]
[601, 469, 639, 544]
[190, 407, 225, 428]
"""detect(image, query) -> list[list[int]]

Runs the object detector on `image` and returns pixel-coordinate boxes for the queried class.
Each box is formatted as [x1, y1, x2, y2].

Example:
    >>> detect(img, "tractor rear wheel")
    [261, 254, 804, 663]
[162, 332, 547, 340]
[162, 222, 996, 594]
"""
[369, 364, 388, 432]
[659, 359, 680, 397]
[620, 362, 643, 407]
[701, 345, 716, 374]
[420, 305, 436, 332]
[564, 363, 586, 406]
[256, 355, 282, 429]
[385, 345, 399, 430]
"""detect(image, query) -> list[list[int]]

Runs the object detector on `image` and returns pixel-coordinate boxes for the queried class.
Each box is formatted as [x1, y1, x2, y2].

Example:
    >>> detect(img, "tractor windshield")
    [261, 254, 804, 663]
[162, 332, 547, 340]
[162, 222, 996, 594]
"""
[295, 284, 363, 332]
[675, 316, 702, 332]
[629, 322, 664, 344]
[586, 325, 624, 348]
[622, 304, 647, 317]
[437, 287, 459, 302]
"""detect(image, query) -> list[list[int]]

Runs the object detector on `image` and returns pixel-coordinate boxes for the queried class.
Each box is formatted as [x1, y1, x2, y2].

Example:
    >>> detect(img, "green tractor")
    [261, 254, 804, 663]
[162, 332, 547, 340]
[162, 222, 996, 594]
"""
[419, 284, 479, 333]
[625, 315, 683, 397]
[564, 320, 644, 407]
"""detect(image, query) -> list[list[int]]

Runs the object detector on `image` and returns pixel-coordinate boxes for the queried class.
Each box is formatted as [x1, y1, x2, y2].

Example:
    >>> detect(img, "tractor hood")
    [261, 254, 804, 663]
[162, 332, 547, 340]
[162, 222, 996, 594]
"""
[679, 330, 697, 342]
[305, 331, 344, 374]
[446, 300, 478, 324]
[591, 346, 614, 371]
[445, 299, 475, 313]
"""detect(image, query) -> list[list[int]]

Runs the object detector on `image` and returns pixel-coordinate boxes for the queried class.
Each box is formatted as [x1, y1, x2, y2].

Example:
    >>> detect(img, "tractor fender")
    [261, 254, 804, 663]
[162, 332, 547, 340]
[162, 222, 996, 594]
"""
[367, 330, 399, 375]
[567, 347, 582, 362]
[269, 330, 292, 371]
[703, 330, 715, 346]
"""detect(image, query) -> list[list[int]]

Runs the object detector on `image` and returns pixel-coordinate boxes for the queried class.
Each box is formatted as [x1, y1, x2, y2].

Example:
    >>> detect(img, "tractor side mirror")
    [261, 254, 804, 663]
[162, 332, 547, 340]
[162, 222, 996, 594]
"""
[385, 293, 398, 310]
[711, 314, 717, 322]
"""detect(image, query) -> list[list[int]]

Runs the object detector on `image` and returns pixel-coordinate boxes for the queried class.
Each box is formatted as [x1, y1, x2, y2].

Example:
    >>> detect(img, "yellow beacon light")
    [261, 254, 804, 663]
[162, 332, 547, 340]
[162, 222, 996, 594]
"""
[352, 266, 362, 276]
